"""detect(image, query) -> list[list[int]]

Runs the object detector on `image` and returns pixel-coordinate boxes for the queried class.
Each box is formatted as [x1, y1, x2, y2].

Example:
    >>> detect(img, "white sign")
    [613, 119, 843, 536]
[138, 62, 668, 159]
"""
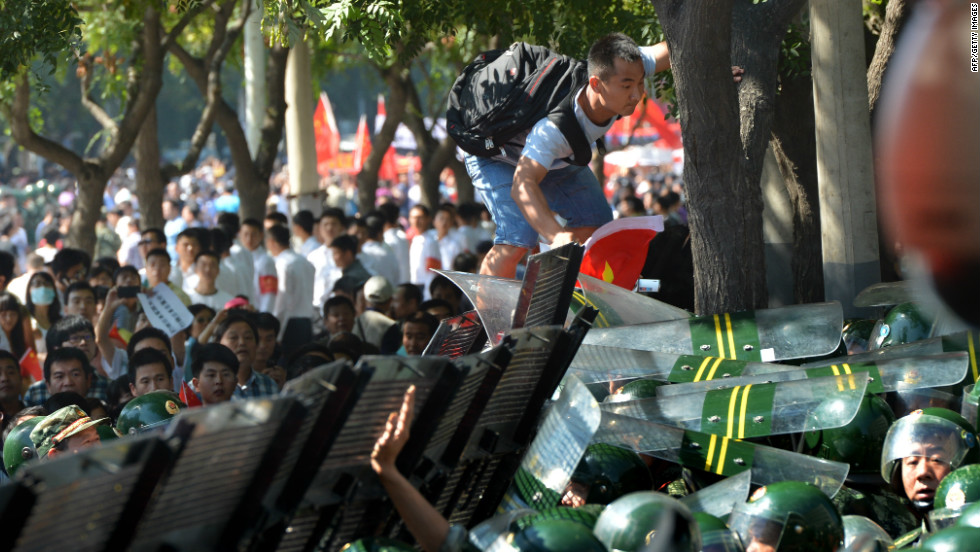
[138, 284, 194, 337]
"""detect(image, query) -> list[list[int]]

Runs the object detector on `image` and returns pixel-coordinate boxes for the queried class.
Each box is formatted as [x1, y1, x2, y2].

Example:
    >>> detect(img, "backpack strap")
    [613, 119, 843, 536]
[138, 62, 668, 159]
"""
[547, 85, 595, 167]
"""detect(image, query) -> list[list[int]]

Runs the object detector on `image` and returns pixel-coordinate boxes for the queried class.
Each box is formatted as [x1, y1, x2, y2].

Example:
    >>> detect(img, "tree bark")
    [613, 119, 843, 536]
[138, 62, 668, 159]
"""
[357, 65, 409, 213]
[452, 156, 473, 204]
[652, 0, 765, 314]
[135, 106, 167, 231]
[867, 0, 910, 124]
[400, 71, 460, 209]
[771, 73, 824, 304]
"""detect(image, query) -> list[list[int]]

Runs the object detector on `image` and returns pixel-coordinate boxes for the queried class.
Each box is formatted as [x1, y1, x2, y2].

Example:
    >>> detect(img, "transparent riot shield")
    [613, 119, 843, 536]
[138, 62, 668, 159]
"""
[498, 375, 602, 512]
[680, 469, 752, 519]
[582, 302, 844, 362]
[435, 270, 522, 346]
[854, 281, 920, 308]
[962, 384, 980, 431]
[594, 412, 849, 498]
[842, 515, 894, 552]
[803, 337, 946, 367]
[602, 375, 868, 438]
[655, 352, 969, 398]
[570, 274, 691, 328]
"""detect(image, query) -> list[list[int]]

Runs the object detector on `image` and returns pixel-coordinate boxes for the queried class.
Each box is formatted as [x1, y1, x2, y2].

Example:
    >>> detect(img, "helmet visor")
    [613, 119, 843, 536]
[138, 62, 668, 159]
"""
[880, 414, 971, 481]
[728, 509, 786, 552]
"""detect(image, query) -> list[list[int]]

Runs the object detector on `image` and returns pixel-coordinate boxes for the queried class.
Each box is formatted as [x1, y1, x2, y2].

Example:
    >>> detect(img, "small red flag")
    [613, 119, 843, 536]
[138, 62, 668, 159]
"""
[19, 348, 42, 382]
[179, 380, 203, 408]
[314, 92, 341, 177]
[580, 216, 664, 289]
[352, 114, 371, 172]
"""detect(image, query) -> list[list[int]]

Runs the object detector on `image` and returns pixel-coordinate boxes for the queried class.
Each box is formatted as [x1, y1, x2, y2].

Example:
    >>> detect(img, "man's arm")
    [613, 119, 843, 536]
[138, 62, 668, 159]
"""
[511, 156, 577, 246]
[649, 41, 671, 73]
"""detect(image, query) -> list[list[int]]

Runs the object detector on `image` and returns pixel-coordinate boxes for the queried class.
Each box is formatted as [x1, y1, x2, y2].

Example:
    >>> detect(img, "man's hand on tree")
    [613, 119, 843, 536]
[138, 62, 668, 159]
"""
[732, 66, 744, 83]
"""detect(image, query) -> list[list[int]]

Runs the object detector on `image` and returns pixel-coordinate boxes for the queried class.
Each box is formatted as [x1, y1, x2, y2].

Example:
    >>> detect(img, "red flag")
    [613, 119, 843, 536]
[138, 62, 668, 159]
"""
[19, 348, 42, 382]
[579, 216, 664, 289]
[352, 114, 371, 172]
[314, 92, 341, 177]
[179, 380, 203, 408]
[379, 146, 399, 181]
[109, 323, 131, 348]
[607, 98, 682, 149]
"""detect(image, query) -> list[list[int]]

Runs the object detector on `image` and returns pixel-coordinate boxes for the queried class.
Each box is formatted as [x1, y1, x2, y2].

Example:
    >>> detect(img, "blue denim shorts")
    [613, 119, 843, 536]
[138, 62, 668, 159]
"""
[465, 155, 612, 249]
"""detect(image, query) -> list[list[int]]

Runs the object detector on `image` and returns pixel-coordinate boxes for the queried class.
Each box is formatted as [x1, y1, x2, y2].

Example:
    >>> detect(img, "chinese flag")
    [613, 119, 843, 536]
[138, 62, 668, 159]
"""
[379, 146, 399, 181]
[109, 323, 132, 348]
[352, 114, 371, 172]
[314, 92, 341, 177]
[580, 216, 664, 289]
[179, 380, 203, 408]
[19, 348, 42, 382]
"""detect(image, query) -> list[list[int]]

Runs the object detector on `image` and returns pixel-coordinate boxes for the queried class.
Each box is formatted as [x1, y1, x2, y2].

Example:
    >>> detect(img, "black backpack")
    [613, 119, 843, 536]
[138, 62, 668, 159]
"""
[446, 42, 597, 166]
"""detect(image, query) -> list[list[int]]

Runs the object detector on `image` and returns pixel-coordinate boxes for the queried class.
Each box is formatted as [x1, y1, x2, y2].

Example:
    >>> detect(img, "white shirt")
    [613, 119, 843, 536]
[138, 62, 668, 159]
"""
[229, 243, 255, 299]
[186, 288, 235, 311]
[358, 240, 401, 288]
[250, 246, 279, 314]
[384, 227, 411, 284]
[298, 235, 321, 257]
[436, 231, 465, 272]
[272, 248, 315, 337]
[307, 244, 340, 311]
[409, 229, 441, 298]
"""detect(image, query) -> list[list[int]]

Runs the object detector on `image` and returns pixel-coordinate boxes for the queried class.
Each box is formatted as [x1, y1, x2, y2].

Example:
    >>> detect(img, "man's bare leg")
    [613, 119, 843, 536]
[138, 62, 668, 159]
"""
[480, 244, 528, 279]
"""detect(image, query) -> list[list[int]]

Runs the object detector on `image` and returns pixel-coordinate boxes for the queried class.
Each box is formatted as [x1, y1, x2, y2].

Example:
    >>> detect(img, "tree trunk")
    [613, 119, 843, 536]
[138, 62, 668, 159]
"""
[652, 0, 766, 315]
[867, 0, 910, 124]
[357, 65, 409, 213]
[771, 73, 824, 304]
[452, 156, 473, 204]
[134, 105, 167, 231]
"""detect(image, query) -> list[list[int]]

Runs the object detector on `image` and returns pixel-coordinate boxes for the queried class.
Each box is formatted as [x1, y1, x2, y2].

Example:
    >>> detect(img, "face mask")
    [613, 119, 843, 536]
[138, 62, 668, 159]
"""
[30, 287, 56, 306]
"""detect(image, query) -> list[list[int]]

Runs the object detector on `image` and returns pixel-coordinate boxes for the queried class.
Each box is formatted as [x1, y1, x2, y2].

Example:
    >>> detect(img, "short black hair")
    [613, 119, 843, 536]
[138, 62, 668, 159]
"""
[452, 251, 478, 273]
[264, 212, 288, 227]
[191, 342, 240, 378]
[364, 211, 386, 240]
[329, 234, 358, 255]
[320, 207, 347, 227]
[213, 311, 258, 342]
[209, 228, 231, 256]
[45, 315, 95, 353]
[50, 248, 91, 278]
[43, 346, 92, 383]
[66, 281, 95, 300]
[587, 32, 642, 81]
[145, 247, 171, 264]
[194, 250, 221, 265]
[241, 218, 263, 231]
[377, 202, 400, 226]
[429, 275, 462, 298]
[216, 212, 241, 237]
[403, 310, 439, 335]
[410, 204, 431, 217]
[420, 298, 454, 316]
[396, 283, 423, 306]
[176, 228, 201, 246]
[94, 256, 121, 276]
[254, 312, 281, 335]
[323, 295, 355, 318]
[114, 265, 140, 283]
[128, 347, 174, 384]
[142, 228, 166, 244]
[127, 326, 174, 359]
[292, 210, 315, 235]
[0, 251, 14, 283]
[266, 224, 290, 247]
[44, 391, 91, 415]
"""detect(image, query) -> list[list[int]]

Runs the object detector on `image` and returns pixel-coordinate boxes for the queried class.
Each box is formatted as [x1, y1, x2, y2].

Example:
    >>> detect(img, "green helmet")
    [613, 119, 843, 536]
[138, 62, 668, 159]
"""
[569, 443, 654, 505]
[842, 515, 893, 552]
[956, 501, 980, 528]
[728, 481, 843, 552]
[513, 505, 605, 532]
[499, 518, 606, 552]
[694, 513, 744, 552]
[842, 319, 877, 355]
[804, 393, 895, 480]
[918, 526, 980, 552]
[339, 537, 417, 552]
[870, 302, 933, 349]
[96, 425, 120, 441]
[930, 464, 980, 529]
[881, 408, 978, 491]
[593, 491, 700, 552]
[2, 416, 44, 477]
[116, 391, 186, 435]
[604, 379, 665, 403]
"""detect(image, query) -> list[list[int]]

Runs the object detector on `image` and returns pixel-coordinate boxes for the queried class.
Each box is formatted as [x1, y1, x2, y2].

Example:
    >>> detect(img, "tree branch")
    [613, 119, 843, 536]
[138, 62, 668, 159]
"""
[161, 0, 218, 50]
[3, 73, 86, 174]
[78, 57, 119, 136]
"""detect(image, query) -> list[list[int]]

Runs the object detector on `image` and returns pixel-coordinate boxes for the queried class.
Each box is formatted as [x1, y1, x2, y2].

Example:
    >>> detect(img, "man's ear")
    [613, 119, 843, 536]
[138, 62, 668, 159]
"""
[589, 75, 601, 90]
[129, 382, 138, 396]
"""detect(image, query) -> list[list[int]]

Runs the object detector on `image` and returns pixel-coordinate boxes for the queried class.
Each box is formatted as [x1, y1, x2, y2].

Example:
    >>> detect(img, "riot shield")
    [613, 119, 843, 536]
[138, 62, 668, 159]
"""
[602, 375, 867, 438]
[435, 270, 522, 346]
[128, 397, 307, 552]
[513, 243, 584, 329]
[0, 481, 34, 551]
[247, 360, 368, 551]
[655, 353, 969, 398]
[12, 434, 176, 552]
[582, 302, 844, 361]
[570, 274, 691, 328]
[594, 412, 849, 498]
[680, 469, 752, 519]
[498, 375, 601, 512]
[842, 515, 894, 552]
[423, 310, 488, 358]
[854, 281, 920, 308]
